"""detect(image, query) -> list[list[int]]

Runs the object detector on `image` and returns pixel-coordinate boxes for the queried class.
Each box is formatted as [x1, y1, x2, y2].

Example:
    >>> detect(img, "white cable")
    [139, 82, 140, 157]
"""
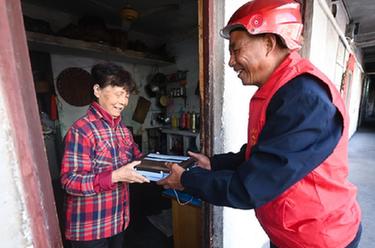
[173, 189, 194, 206]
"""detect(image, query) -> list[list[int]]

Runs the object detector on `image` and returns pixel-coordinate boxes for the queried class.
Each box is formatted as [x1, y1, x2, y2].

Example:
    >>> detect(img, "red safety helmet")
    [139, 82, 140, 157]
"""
[220, 0, 303, 50]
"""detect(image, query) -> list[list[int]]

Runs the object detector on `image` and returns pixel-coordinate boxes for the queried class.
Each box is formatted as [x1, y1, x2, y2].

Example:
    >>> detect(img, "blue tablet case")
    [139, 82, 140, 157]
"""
[135, 153, 196, 181]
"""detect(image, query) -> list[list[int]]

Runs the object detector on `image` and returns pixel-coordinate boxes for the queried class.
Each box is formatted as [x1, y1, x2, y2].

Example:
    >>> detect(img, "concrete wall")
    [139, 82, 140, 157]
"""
[309, 0, 364, 137]
[164, 35, 200, 114]
[1, 1, 62, 245]
[0, 84, 33, 248]
[309, 1, 342, 87]
[218, 1, 270, 248]
[348, 65, 364, 136]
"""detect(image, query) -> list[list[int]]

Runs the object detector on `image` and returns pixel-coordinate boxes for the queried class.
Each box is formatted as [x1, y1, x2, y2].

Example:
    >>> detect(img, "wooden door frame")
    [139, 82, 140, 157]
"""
[199, 0, 225, 247]
[2, 0, 221, 246]
[0, 0, 62, 246]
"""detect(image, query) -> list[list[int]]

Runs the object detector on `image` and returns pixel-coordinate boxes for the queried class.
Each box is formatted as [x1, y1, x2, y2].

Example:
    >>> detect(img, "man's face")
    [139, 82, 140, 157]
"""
[228, 30, 269, 87]
[94, 84, 129, 118]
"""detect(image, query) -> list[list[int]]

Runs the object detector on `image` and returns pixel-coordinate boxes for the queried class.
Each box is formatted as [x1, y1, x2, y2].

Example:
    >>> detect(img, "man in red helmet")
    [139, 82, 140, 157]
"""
[158, 0, 362, 247]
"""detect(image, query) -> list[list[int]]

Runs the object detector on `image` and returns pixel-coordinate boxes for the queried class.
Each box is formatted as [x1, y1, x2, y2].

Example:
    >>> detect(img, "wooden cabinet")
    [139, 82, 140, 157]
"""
[172, 200, 202, 248]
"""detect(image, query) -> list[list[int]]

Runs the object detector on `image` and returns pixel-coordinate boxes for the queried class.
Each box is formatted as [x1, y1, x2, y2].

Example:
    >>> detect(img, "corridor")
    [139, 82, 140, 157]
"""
[349, 119, 375, 248]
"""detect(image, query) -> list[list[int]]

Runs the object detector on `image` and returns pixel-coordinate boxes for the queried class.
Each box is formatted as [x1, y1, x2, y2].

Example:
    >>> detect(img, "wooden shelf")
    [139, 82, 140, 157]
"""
[161, 128, 199, 155]
[26, 31, 174, 66]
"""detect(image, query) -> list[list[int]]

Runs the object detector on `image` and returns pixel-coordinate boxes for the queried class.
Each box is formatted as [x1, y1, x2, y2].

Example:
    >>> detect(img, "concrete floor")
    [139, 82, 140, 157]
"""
[348, 119, 375, 248]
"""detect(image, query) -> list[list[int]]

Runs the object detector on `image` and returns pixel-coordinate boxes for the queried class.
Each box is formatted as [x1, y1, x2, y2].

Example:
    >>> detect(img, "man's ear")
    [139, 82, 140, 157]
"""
[264, 34, 277, 56]
[93, 84, 101, 98]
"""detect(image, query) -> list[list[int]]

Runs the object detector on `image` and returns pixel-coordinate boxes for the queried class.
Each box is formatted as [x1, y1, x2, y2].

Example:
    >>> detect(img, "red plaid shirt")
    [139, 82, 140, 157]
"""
[61, 102, 142, 241]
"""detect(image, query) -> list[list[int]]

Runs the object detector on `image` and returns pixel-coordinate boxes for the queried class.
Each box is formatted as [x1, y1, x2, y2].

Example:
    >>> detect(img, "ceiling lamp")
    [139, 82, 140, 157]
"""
[120, 5, 139, 22]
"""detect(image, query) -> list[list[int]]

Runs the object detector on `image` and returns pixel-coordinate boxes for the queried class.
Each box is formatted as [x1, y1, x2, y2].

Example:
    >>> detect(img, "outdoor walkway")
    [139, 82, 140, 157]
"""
[348, 119, 375, 248]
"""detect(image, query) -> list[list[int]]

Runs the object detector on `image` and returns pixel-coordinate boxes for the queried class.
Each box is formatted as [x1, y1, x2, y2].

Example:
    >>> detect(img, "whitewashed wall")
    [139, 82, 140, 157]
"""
[309, 0, 363, 137]
[309, 1, 341, 85]
[220, 1, 269, 248]
[163, 35, 200, 114]
[0, 84, 33, 247]
[348, 66, 364, 136]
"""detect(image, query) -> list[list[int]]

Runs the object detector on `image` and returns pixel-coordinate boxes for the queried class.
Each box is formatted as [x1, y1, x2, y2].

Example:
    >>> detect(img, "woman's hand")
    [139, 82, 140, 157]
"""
[112, 160, 150, 183]
[188, 151, 211, 170]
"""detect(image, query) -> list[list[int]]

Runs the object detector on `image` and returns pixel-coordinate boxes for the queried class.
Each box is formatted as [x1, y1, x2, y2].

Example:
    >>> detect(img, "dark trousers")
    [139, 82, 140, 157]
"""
[70, 231, 124, 248]
[270, 223, 362, 248]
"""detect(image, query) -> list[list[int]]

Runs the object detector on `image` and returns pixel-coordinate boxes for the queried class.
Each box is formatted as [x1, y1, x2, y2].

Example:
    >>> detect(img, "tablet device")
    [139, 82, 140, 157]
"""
[135, 153, 196, 181]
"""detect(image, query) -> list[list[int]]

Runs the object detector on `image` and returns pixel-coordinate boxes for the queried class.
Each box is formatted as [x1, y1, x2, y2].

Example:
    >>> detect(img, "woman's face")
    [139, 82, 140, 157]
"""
[94, 84, 130, 118]
[228, 30, 269, 87]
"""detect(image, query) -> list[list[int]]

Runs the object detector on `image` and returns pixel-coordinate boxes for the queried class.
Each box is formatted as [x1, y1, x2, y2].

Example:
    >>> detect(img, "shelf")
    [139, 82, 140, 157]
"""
[26, 31, 174, 66]
[161, 128, 199, 155]
[161, 128, 198, 137]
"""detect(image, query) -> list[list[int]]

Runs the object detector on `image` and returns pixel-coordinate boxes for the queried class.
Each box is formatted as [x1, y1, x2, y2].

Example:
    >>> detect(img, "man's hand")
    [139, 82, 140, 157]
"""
[157, 162, 185, 191]
[188, 151, 211, 170]
[112, 160, 150, 183]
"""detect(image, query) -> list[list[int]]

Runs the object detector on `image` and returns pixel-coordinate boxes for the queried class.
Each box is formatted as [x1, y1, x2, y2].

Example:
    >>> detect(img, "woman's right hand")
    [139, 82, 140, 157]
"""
[188, 151, 211, 170]
[112, 160, 150, 184]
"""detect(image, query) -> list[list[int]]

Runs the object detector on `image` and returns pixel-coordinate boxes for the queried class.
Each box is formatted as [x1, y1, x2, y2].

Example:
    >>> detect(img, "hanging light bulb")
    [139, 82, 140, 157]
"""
[120, 4, 139, 22]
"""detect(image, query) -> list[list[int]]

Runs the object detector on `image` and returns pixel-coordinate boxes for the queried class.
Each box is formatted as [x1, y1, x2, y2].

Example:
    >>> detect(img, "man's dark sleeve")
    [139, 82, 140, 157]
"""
[181, 75, 343, 209]
[210, 144, 247, 171]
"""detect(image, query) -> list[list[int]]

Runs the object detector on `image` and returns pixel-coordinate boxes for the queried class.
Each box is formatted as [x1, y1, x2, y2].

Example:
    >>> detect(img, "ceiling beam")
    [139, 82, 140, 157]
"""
[356, 40, 375, 48]
[355, 32, 375, 48]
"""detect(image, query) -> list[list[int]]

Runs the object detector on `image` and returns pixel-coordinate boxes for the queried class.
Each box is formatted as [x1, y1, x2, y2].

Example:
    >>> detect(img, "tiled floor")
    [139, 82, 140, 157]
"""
[348, 119, 375, 248]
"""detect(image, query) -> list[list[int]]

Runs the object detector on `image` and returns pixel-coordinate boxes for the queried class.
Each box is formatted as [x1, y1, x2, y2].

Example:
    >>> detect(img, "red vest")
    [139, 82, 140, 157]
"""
[246, 52, 361, 248]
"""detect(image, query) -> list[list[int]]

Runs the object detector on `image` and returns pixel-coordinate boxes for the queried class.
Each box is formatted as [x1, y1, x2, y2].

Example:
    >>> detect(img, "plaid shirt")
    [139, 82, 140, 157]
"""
[61, 102, 142, 241]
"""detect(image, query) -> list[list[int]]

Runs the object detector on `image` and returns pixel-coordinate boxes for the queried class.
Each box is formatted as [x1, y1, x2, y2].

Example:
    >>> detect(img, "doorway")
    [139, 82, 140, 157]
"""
[20, 0, 213, 247]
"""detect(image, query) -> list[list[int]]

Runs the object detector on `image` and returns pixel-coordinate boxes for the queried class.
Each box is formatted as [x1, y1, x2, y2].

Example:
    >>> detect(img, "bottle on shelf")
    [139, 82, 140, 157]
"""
[171, 114, 178, 129]
[179, 110, 186, 130]
[185, 111, 191, 130]
[191, 111, 196, 132]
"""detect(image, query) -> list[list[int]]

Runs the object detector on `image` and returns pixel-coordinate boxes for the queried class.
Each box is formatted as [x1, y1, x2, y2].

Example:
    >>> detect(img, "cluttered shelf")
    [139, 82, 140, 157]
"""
[26, 31, 174, 66]
[161, 128, 199, 155]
